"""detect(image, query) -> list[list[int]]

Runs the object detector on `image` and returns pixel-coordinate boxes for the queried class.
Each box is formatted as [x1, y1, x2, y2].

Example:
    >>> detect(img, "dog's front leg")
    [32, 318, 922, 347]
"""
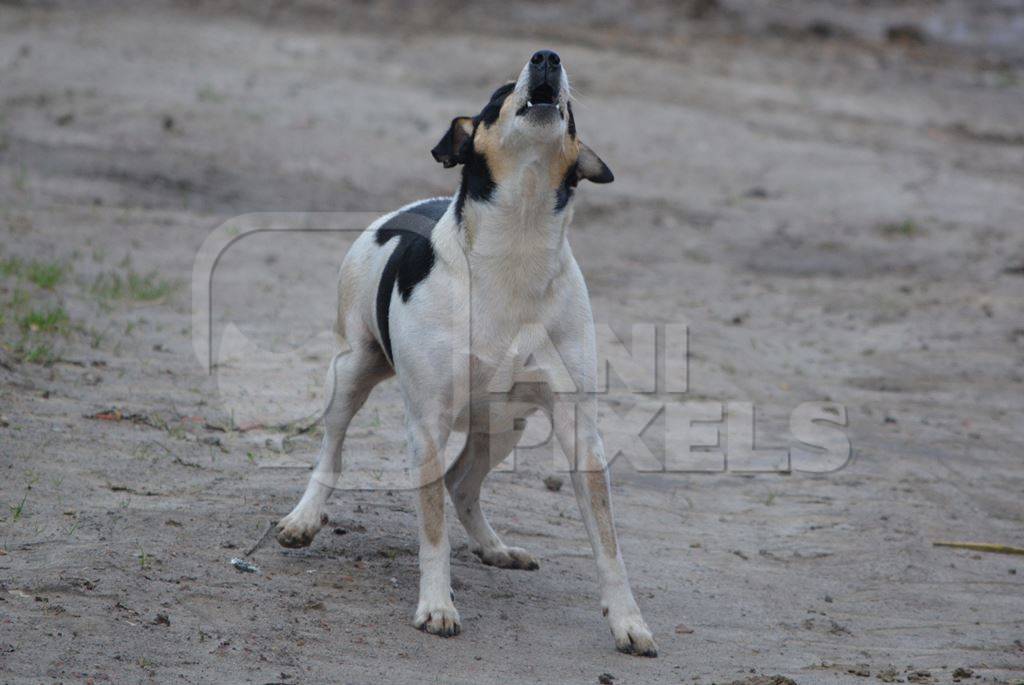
[406, 409, 460, 637]
[277, 349, 389, 548]
[555, 396, 658, 657]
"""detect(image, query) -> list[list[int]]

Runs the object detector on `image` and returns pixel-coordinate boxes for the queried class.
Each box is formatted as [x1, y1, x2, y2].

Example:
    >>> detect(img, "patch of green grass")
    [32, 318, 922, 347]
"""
[25, 260, 65, 289]
[878, 219, 922, 238]
[91, 269, 175, 302]
[87, 326, 107, 349]
[0, 257, 68, 289]
[19, 305, 69, 334]
[9, 493, 27, 522]
[8, 288, 29, 309]
[124, 270, 174, 301]
[0, 255, 23, 278]
[22, 343, 56, 365]
[3, 288, 72, 364]
[197, 85, 226, 104]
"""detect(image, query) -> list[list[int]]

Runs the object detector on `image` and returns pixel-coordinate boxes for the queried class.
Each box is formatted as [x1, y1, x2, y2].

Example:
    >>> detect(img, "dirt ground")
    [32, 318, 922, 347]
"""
[2, 2, 1023, 683]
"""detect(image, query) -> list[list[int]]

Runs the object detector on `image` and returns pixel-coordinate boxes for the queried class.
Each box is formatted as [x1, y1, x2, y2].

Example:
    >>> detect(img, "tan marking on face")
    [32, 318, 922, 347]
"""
[471, 98, 518, 184]
[471, 94, 579, 191]
[418, 441, 445, 547]
[586, 464, 618, 558]
[548, 137, 580, 192]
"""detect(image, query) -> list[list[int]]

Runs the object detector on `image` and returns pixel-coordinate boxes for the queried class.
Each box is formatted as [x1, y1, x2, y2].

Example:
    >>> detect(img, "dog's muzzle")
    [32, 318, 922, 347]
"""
[517, 49, 563, 119]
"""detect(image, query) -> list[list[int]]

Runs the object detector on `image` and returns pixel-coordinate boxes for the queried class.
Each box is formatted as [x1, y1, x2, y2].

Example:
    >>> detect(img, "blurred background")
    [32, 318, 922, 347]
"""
[1, 2, 1022, 683]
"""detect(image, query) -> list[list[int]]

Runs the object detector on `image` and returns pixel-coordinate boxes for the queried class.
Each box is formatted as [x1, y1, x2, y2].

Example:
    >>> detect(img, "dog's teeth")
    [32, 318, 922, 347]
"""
[527, 101, 533, 108]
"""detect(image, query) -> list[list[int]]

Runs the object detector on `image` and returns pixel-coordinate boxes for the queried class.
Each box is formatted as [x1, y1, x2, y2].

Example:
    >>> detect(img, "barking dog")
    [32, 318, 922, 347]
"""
[275, 50, 657, 656]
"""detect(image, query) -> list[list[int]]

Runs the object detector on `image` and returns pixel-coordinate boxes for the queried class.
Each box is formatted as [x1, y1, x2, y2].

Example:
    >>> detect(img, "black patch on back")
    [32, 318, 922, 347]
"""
[374, 198, 449, 365]
[566, 101, 576, 139]
[555, 162, 579, 212]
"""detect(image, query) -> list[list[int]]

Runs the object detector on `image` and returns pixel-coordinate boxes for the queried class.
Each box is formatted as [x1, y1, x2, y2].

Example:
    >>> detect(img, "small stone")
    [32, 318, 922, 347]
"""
[543, 476, 563, 492]
[153, 613, 170, 626]
[229, 557, 260, 574]
[598, 674, 615, 685]
[886, 24, 926, 45]
[847, 663, 870, 677]
[877, 665, 900, 683]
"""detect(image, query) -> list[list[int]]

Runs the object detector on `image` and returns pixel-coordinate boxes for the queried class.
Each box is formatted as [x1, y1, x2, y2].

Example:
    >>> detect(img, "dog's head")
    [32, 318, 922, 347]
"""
[431, 51, 612, 218]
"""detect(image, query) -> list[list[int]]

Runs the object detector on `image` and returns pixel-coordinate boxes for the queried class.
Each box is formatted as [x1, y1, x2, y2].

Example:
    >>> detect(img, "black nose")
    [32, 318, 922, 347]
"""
[530, 50, 560, 68]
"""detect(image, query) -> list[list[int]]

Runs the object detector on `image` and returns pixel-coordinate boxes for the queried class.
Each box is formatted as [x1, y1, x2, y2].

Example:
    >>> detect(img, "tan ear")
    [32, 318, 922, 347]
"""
[431, 117, 474, 168]
[577, 143, 613, 184]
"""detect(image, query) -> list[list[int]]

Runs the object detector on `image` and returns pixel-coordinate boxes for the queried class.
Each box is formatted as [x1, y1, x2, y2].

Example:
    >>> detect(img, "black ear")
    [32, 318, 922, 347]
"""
[431, 117, 474, 168]
[577, 143, 614, 184]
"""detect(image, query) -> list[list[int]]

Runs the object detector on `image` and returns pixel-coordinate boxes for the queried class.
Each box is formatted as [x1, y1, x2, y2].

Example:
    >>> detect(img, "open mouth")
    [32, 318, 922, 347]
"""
[528, 83, 556, 106]
[517, 82, 562, 117]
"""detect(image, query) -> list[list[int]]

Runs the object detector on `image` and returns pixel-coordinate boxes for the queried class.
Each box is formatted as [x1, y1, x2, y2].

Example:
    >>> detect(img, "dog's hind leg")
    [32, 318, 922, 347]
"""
[276, 343, 390, 548]
[445, 429, 539, 570]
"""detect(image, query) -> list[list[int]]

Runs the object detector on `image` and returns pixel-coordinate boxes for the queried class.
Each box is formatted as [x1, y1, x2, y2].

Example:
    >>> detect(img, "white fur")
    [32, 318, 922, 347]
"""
[276, 58, 657, 656]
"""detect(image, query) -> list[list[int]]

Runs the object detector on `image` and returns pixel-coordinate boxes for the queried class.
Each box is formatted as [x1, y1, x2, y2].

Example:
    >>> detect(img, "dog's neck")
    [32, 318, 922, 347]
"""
[454, 153, 575, 296]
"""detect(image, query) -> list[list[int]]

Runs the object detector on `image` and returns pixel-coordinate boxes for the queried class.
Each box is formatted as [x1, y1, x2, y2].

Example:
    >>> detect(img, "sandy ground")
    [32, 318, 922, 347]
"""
[1, 2, 1024, 683]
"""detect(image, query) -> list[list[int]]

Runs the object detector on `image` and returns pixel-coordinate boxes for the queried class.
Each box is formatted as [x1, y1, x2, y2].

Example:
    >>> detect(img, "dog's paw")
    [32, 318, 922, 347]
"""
[608, 611, 658, 657]
[472, 545, 539, 571]
[414, 599, 462, 637]
[275, 511, 328, 549]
